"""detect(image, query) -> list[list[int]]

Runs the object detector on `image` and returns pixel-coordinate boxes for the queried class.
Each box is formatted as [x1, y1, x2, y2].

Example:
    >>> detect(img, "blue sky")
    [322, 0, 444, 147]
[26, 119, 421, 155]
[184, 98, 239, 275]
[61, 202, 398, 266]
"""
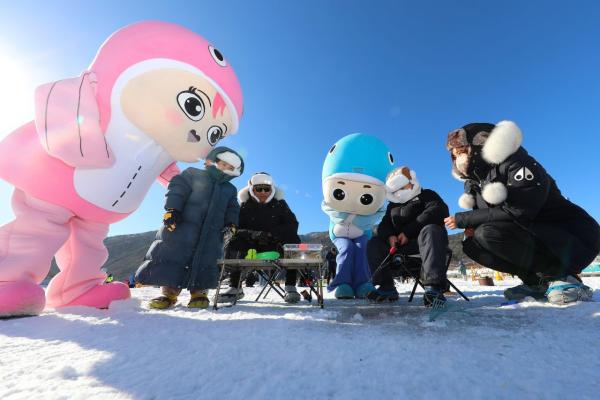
[0, 0, 599, 236]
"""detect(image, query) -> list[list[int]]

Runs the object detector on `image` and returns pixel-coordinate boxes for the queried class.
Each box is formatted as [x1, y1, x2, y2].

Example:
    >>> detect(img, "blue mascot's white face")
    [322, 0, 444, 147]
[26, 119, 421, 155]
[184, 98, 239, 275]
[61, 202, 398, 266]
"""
[323, 178, 385, 215]
[322, 133, 394, 215]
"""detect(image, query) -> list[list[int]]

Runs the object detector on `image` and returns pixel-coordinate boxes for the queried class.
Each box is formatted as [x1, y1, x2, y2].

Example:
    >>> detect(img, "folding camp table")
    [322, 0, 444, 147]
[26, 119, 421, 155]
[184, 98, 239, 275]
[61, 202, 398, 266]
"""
[213, 258, 325, 310]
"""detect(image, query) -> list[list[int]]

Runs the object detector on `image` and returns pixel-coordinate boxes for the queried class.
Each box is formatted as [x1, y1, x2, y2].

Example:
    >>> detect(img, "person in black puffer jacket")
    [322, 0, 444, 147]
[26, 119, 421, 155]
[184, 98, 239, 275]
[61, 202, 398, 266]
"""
[444, 121, 600, 304]
[367, 166, 450, 305]
[218, 172, 302, 303]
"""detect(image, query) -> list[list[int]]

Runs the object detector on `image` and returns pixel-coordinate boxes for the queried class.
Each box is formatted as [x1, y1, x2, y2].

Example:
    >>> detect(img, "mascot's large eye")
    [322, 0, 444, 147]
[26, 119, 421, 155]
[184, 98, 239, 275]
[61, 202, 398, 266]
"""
[388, 152, 394, 164]
[209, 45, 227, 67]
[333, 189, 345, 201]
[360, 194, 373, 205]
[177, 91, 205, 121]
[329, 144, 336, 154]
[207, 126, 223, 146]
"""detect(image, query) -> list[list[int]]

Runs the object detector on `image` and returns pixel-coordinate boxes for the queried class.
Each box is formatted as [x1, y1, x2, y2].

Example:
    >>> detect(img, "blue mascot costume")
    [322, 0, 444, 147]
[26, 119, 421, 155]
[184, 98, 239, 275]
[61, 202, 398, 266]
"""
[321, 133, 395, 299]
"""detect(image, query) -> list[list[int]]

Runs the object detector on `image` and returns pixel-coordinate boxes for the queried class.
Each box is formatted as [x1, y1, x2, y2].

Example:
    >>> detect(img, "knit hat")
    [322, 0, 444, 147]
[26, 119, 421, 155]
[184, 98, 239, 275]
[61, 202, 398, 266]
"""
[249, 172, 274, 187]
[237, 172, 284, 203]
[385, 166, 422, 204]
[205, 146, 244, 182]
[216, 151, 242, 176]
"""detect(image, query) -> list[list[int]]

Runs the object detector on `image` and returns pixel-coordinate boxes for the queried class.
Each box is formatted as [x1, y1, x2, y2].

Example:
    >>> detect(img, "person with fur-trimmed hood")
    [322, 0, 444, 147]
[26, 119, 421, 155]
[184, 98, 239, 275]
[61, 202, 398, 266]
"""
[216, 172, 302, 303]
[444, 121, 600, 304]
[366, 166, 450, 305]
[135, 147, 244, 309]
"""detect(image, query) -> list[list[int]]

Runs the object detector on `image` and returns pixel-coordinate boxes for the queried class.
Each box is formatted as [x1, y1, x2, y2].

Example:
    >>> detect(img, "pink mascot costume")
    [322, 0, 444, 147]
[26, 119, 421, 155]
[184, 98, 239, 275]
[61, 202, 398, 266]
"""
[0, 21, 243, 317]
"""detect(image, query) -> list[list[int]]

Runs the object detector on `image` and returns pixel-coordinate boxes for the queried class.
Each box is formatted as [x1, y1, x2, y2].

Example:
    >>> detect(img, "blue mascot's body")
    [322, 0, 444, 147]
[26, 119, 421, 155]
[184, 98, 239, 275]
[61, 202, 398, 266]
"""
[321, 133, 394, 299]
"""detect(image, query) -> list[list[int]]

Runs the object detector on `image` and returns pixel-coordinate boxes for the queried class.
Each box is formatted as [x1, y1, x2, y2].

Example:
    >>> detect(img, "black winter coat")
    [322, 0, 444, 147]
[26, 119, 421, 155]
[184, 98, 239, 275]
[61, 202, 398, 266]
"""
[377, 189, 449, 240]
[136, 167, 240, 289]
[238, 196, 301, 250]
[455, 147, 600, 269]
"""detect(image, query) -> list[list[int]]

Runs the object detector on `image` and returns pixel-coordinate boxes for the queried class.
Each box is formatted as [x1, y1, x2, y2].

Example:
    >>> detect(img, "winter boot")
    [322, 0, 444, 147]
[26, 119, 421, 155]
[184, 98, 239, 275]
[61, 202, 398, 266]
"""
[546, 275, 593, 305]
[355, 282, 375, 299]
[284, 286, 301, 303]
[0, 281, 46, 318]
[149, 296, 177, 309]
[187, 289, 210, 309]
[423, 286, 447, 308]
[216, 287, 244, 303]
[245, 272, 258, 288]
[149, 286, 180, 309]
[504, 281, 548, 301]
[64, 282, 131, 309]
[366, 287, 399, 303]
[334, 284, 354, 299]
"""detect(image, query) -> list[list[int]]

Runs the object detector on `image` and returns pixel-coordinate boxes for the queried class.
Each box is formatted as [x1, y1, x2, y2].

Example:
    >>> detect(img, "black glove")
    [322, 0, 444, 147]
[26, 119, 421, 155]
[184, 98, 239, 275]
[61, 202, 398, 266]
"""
[163, 209, 182, 232]
[223, 223, 237, 235]
[256, 231, 274, 246]
[222, 224, 238, 247]
[234, 229, 274, 247]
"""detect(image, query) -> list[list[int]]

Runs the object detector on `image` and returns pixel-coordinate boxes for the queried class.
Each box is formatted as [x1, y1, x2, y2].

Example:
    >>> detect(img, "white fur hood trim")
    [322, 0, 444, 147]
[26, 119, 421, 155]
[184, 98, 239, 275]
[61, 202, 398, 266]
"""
[238, 186, 285, 204]
[481, 182, 507, 205]
[458, 193, 475, 209]
[452, 169, 467, 182]
[482, 120, 523, 165]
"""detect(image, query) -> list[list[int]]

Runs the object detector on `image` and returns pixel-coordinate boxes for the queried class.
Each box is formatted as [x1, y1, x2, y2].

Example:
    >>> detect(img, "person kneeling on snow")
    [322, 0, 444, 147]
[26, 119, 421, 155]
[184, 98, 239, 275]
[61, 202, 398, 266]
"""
[366, 167, 450, 306]
[444, 121, 600, 304]
[135, 147, 244, 309]
[217, 172, 302, 303]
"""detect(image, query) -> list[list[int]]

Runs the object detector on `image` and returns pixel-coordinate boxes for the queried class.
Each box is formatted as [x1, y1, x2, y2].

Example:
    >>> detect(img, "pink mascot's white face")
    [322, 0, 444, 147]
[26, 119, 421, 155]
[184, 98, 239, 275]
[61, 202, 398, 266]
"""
[119, 65, 236, 163]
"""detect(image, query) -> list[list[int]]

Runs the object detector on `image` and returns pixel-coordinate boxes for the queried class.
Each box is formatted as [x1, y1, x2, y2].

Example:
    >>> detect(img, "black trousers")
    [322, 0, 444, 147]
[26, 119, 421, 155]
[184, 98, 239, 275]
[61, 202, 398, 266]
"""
[462, 222, 569, 284]
[225, 233, 297, 288]
[367, 224, 449, 289]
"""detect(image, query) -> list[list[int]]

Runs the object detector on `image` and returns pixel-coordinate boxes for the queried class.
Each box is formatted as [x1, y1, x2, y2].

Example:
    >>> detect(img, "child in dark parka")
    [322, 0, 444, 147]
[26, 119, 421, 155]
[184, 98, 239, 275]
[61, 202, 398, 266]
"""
[136, 147, 244, 309]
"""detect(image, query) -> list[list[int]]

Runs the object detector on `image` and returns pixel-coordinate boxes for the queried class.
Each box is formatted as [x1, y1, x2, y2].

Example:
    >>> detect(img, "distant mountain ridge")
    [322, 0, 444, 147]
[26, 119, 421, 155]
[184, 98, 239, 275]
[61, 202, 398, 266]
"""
[49, 230, 467, 282]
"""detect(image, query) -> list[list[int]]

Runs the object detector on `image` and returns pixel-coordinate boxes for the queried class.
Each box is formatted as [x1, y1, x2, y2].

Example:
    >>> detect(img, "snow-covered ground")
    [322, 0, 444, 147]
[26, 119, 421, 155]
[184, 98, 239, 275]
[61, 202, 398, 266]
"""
[1, 277, 599, 400]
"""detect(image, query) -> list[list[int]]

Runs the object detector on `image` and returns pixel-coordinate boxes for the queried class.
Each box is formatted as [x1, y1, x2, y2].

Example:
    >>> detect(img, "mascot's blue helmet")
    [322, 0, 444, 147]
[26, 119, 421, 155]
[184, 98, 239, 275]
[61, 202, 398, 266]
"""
[322, 133, 395, 185]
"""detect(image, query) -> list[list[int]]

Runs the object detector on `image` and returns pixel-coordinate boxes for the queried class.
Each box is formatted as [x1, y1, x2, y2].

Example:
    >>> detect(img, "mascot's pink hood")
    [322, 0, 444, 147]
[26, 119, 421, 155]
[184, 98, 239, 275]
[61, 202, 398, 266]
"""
[90, 20, 243, 133]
